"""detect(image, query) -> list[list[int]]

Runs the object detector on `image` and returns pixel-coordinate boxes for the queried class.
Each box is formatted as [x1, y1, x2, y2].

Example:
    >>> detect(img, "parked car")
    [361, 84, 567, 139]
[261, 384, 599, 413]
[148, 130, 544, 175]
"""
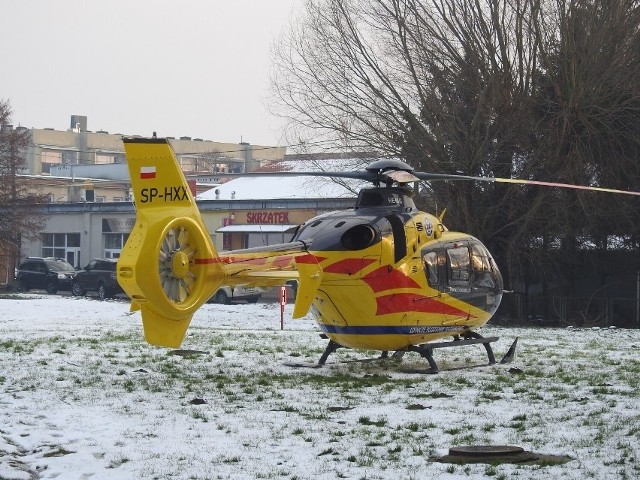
[208, 285, 262, 304]
[72, 258, 123, 300]
[15, 257, 76, 294]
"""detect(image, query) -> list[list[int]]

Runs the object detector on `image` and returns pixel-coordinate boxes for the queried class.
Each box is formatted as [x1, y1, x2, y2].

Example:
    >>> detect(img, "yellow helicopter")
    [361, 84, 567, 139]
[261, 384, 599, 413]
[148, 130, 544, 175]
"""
[116, 137, 640, 373]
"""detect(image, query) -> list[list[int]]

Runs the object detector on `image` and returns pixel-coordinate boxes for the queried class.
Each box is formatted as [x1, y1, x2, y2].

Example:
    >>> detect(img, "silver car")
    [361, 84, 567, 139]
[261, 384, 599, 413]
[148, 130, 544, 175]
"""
[208, 285, 262, 304]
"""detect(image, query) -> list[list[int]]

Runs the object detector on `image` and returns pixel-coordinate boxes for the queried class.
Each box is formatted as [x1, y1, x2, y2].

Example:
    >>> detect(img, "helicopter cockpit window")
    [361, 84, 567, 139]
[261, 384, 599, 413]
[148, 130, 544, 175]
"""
[423, 251, 439, 287]
[447, 246, 471, 285]
[471, 243, 495, 288]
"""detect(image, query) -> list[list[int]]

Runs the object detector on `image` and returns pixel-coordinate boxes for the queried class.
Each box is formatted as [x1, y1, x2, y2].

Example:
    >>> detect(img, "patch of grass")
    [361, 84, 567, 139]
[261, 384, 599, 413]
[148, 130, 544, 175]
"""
[405, 422, 421, 432]
[222, 456, 241, 464]
[43, 446, 75, 457]
[412, 392, 453, 399]
[191, 410, 209, 422]
[318, 447, 335, 456]
[271, 404, 298, 413]
[358, 416, 387, 427]
[387, 445, 401, 454]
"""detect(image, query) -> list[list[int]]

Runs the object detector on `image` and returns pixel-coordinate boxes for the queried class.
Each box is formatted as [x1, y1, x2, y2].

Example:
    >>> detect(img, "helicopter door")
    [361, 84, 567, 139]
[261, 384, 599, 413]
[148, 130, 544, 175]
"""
[442, 243, 473, 324]
[421, 247, 446, 295]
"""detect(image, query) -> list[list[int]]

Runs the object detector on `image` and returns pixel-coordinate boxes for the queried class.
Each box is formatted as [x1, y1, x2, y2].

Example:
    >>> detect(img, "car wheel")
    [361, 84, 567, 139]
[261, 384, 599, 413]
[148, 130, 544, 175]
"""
[248, 296, 260, 304]
[287, 281, 298, 301]
[214, 290, 229, 304]
[72, 281, 86, 296]
[46, 281, 58, 295]
[15, 279, 28, 292]
[98, 284, 107, 300]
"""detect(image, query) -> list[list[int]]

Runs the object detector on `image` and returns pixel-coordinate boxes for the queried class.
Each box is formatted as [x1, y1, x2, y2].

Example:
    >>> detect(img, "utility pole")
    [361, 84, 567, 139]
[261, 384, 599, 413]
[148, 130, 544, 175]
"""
[6, 125, 18, 286]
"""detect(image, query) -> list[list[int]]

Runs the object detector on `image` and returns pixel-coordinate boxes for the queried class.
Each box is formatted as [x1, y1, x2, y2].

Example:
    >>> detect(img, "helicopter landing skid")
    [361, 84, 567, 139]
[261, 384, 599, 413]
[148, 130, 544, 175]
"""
[403, 334, 518, 374]
[284, 334, 518, 373]
[284, 339, 398, 369]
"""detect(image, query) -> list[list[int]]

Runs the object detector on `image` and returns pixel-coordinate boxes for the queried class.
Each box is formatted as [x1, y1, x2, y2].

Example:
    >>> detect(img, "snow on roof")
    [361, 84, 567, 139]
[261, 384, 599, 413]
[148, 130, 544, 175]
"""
[196, 158, 369, 200]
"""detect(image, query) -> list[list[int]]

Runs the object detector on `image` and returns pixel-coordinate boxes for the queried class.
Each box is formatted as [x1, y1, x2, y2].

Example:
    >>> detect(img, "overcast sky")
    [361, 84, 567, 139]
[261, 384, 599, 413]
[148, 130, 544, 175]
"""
[0, 0, 301, 146]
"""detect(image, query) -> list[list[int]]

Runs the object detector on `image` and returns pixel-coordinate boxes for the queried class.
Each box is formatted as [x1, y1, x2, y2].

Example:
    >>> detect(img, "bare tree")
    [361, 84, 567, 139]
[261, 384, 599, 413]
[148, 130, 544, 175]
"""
[271, 0, 640, 319]
[0, 99, 48, 284]
[529, 0, 640, 298]
[271, 0, 550, 286]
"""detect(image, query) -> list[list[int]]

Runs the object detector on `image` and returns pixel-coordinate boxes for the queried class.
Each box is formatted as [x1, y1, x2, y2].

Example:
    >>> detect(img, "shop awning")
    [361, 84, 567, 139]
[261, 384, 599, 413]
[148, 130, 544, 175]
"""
[216, 224, 299, 233]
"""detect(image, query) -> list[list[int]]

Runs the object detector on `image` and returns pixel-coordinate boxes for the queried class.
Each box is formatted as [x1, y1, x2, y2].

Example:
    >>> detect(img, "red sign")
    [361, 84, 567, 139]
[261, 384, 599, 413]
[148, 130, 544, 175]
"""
[247, 212, 289, 224]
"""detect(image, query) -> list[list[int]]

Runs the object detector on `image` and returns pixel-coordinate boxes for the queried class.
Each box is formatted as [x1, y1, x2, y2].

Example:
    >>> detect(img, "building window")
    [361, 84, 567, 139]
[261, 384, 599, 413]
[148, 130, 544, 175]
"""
[95, 154, 115, 164]
[179, 156, 197, 171]
[42, 233, 81, 267]
[104, 233, 129, 258]
[40, 150, 64, 174]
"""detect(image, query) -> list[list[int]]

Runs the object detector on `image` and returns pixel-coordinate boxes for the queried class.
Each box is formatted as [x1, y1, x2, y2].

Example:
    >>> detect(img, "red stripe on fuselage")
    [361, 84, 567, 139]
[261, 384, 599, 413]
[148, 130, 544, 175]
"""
[194, 257, 219, 264]
[376, 293, 473, 318]
[273, 256, 294, 268]
[323, 258, 376, 275]
[296, 254, 325, 264]
[196, 254, 318, 266]
[362, 267, 421, 292]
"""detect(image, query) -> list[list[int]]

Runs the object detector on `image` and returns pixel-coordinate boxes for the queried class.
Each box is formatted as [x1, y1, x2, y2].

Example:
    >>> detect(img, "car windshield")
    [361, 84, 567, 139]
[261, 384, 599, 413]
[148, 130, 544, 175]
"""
[45, 260, 75, 272]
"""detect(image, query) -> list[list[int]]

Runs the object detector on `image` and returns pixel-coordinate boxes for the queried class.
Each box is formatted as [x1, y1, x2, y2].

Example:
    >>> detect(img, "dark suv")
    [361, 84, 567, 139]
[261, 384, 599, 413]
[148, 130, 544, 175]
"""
[15, 257, 76, 294]
[72, 258, 123, 300]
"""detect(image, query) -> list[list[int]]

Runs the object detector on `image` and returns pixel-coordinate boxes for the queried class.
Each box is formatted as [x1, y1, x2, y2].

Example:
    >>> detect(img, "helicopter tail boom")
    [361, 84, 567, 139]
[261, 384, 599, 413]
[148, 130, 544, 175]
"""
[215, 244, 322, 318]
[118, 137, 224, 347]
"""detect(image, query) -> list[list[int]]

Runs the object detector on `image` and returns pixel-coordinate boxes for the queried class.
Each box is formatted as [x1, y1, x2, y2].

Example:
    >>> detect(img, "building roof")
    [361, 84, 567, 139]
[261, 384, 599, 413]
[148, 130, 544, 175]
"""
[216, 224, 299, 233]
[196, 158, 370, 201]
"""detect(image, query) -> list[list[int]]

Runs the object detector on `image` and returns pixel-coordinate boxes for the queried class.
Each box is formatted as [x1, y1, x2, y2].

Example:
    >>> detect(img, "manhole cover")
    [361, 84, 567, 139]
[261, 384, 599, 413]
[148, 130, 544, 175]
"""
[449, 445, 524, 457]
[432, 445, 572, 465]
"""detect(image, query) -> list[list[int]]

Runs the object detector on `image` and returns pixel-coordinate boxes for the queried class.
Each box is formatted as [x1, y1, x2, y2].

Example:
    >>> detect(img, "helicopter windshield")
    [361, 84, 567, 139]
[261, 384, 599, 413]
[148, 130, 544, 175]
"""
[421, 239, 500, 293]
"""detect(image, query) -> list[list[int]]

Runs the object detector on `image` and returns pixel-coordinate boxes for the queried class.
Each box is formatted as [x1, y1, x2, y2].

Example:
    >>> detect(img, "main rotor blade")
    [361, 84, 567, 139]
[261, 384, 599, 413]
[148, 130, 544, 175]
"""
[413, 172, 640, 196]
[215, 170, 378, 181]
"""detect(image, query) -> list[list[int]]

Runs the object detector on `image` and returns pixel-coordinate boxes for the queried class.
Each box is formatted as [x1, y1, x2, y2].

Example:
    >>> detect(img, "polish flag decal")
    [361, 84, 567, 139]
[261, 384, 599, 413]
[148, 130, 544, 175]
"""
[140, 166, 156, 179]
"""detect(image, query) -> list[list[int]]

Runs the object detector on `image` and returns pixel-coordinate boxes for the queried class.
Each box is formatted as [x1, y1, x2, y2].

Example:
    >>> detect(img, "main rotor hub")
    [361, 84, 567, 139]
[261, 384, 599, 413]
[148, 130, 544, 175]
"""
[365, 159, 418, 186]
[365, 158, 414, 174]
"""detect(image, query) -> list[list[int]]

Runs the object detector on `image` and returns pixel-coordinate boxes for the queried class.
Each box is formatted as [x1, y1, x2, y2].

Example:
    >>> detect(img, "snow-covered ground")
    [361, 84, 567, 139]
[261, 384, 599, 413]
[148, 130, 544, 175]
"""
[1, 293, 638, 479]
